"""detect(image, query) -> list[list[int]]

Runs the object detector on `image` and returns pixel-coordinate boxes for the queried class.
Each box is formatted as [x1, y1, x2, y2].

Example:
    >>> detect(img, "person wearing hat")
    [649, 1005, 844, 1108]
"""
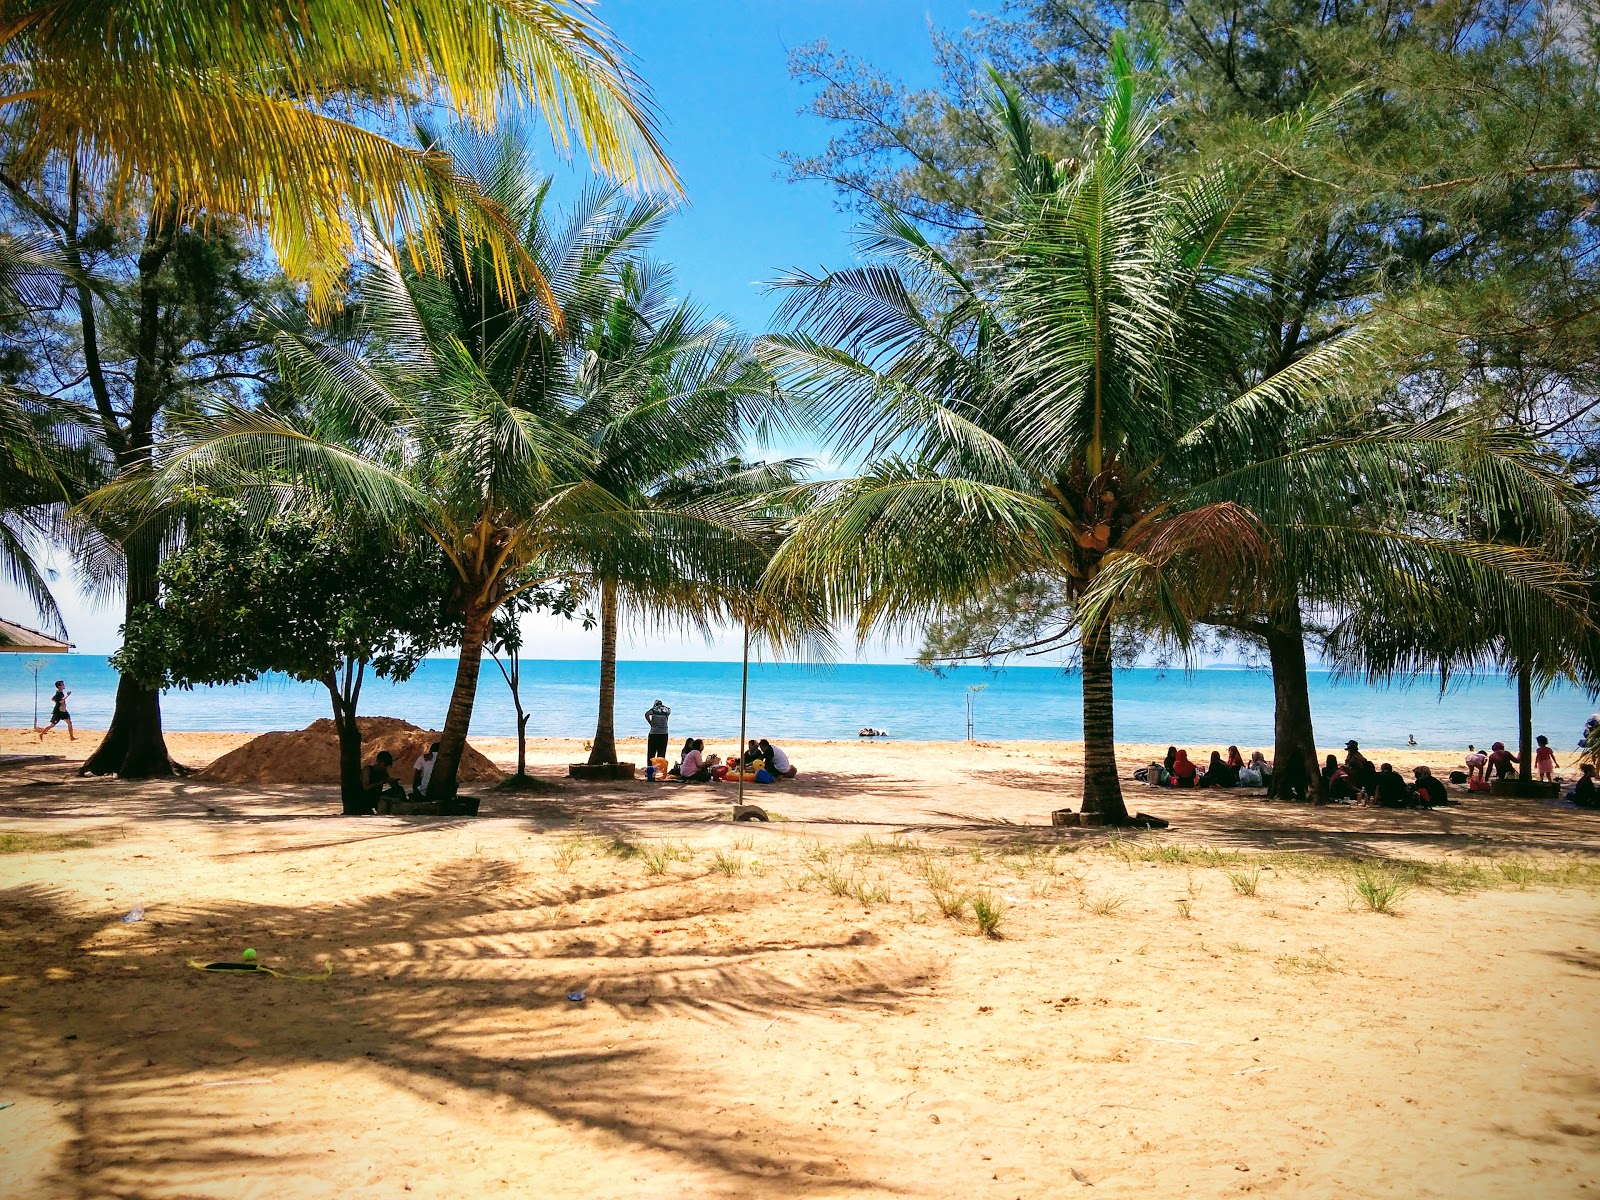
[1343, 740, 1376, 796]
[644, 699, 672, 767]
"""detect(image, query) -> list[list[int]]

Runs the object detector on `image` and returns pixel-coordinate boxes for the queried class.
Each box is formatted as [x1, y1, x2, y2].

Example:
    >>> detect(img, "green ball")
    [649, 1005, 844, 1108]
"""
[242, 948, 257, 961]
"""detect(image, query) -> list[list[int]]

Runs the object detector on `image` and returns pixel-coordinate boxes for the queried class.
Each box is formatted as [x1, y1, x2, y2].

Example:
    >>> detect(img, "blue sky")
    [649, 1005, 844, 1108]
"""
[6, 2, 981, 661]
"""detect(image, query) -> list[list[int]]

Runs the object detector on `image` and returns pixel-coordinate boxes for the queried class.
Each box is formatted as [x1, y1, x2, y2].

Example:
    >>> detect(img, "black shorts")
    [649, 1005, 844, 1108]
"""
[50, 709, 69, 722]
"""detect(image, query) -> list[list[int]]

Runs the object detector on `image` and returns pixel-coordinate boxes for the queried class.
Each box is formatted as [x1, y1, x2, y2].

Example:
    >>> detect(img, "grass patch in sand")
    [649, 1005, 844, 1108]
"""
[0, 830, 95, 854]
[969, 890, 1006, 938]
[1097, 839, 1600, 898]
[849, 833, 919, 858]
[1348, 865, 1410, 914]
[1227, 867, 1262, 897]
[919, 861, 968, 919]
[1275, 947, 1341, 976]
[848, 876, 892, 905]
[711, 850, 745, 877]
[551, 833, 601, 872]
[638, 840, 691, 875]
[1082, 893, 1126, 916]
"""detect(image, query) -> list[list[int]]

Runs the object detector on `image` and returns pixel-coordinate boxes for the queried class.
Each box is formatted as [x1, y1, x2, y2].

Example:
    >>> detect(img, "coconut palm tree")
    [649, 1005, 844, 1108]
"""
[117, 139, 672, 802]
[1, 0, 676, 306]
[761, 43, 1578, 824]
[563, 259, 797, 768]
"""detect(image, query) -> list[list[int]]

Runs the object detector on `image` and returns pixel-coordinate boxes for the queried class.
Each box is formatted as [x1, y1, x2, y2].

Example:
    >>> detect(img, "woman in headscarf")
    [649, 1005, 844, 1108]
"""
[1170, 748, 1197, 788]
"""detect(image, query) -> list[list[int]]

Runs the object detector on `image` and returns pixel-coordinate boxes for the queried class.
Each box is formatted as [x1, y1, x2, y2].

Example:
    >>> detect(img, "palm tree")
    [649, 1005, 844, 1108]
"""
[121, 141, 671, 802]
[564, 259, 795, 769]
[761, 44, 1576, 824]
[1, 0, 676, 306]
[4, 1, 674, 779]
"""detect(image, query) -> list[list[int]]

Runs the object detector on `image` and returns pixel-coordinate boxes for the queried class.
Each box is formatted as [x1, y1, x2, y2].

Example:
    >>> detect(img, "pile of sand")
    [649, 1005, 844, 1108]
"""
[197, 716, 502, 786]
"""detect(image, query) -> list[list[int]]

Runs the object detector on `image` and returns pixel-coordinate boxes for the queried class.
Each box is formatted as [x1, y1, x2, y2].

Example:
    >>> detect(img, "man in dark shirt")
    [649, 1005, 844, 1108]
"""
[360, 751, 407, 815]
[1411, 765, 1448, 807]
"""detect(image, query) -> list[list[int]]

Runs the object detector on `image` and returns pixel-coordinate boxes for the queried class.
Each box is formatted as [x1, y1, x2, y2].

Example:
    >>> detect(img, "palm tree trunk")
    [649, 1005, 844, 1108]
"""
[431, 607, 491, 803]
[81, 529, 173, 778]
[1517, 663, 1534, 785]
[1263, 600, 1324, 802]
[588, 576, 620, 765]
[1079, 622, 1130, 823]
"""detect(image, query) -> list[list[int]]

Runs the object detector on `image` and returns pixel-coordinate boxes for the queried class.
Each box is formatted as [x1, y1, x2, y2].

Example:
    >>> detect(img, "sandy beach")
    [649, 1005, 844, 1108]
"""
[3, 726, 1598, 1199]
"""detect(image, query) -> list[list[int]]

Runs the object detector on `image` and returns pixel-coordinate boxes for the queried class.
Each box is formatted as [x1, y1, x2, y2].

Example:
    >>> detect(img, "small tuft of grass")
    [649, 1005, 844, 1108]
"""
[1227, 867, 1262, 897]
[1226, 942, 1254, 954]
[730, 833, 757, 851]
[1275, 947, 1340, 975]
[639, 840, 690, 876]
[1497, 859, 1537, 889]
[1174, 898, 1193, 919]
[711, 850, 745, 877]
[847, 876, 892, 905]
[551, 835, 593, 872]
[605, 836, 641, 860]
[1082, 893, 1126, 916]
[1348, 865, 1410, 914]
[0, 831, 94, 854]
[969, 890, 1006, 938]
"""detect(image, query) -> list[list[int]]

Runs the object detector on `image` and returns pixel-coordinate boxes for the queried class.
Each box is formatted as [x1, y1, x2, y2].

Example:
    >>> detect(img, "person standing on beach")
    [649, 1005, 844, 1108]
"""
[37, 680, 74, 742]
[1534, 735, 1558, 783]
[644, 700, 671, 765]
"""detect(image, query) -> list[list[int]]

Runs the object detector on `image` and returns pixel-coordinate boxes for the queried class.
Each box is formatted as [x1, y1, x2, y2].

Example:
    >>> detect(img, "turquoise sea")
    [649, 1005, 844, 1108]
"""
[1, 654, 1596, 752]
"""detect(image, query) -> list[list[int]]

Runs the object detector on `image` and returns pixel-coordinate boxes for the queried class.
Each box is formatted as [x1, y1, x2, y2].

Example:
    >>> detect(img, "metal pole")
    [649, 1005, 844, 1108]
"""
[737, 621, 750, 807]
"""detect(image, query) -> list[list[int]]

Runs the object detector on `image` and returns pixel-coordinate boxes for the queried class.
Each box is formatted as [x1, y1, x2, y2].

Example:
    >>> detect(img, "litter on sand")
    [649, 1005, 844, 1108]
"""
[567, 990, 586, 1002]
[1140, 1035, 1199, 1045]
[187, 958, 334, 981]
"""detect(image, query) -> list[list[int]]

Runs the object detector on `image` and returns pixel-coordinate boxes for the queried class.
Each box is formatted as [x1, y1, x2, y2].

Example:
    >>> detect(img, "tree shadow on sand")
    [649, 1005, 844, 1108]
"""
[2, 859, 937, 1199]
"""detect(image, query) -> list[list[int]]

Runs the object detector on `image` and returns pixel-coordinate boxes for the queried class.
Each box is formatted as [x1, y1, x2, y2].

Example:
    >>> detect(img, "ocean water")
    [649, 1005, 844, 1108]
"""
[2, 654, 1595, 752]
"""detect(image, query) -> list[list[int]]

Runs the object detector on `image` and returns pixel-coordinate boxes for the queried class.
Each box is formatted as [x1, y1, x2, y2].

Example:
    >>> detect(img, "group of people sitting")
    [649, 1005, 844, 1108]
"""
[349, 742, 440, 815]
[1319, 740, 1449, 807]
[1150, 740, 1451, 808]
[662, 737, 797, 784]
[1152, 745, 1270, 790]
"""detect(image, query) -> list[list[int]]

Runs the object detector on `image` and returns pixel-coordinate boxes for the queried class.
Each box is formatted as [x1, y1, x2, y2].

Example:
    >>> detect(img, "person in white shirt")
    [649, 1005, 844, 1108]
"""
[759, 738, 797, 779]
[412, 742, 440, 798]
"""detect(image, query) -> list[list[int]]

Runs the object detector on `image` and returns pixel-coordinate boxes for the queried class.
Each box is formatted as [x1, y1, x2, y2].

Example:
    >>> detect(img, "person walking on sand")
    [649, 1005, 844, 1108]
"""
[1534, 735, 1559, 784]
[644, 699, 671, 766]
[37, 679, 74, 742]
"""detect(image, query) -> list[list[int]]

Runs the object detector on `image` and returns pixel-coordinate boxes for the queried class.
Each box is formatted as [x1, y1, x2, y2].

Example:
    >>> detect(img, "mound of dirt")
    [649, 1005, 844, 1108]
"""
[198, 716, 502, 786]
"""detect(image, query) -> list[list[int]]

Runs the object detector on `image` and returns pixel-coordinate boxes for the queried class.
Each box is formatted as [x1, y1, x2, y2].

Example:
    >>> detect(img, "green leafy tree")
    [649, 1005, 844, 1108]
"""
[764, 47, 1574, 822]
[116, 501, 453, 807]
[788, 1, 1599, 778]
[123, 138, 672, 803]
[0, 189, 290, 778]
